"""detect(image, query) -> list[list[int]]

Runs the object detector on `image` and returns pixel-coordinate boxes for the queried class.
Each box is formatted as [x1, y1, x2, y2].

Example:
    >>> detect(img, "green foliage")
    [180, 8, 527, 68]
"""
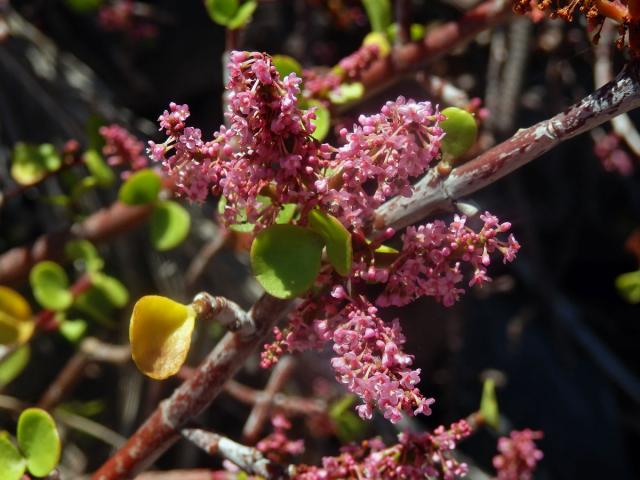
[272, 55, 303, 78]
[479, 378, 499, 429]
[387, 22, 426, 42]
[308, 209, 352, 276]
[59, 318, 88, 343]
[440, 107, 478, 160]
[329, 395, 368, 442]
[251, 224, 324, 299]
[10, 143, 62, 186]
[0, 435, 26, 480]
[0, 346, 30, 388]
[362, 0, 392, 33]
[29, 261, 73, 311]
[363, 31, 391, 56]
[17, 408, 61, 477]
[64, 0, 103, 12]
[150, 200, 191, 251]
[308, 100, 331, 141]
[205, 0, 257, 30]
[83, 149, 115, 188]
[615, 269, 640, 304]
[118, 169, 162, 205]
[90, 272, 129, 308]
[328, 82, 364, 105]
[65, 239, 104, 272]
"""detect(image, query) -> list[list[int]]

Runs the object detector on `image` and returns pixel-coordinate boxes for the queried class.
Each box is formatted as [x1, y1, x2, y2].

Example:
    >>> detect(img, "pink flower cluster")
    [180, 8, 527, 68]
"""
[256, 414, 305, 464]
[319, 97, 444, 228]
[331, 302, 433, 422]
[99, 124, 148, 176]
[98, 0, 157, 39]
[492, 429, 543, 480]
[149, 52, 329, 225]
[376, 212, 520, 307]
[293, 419, 472, 479]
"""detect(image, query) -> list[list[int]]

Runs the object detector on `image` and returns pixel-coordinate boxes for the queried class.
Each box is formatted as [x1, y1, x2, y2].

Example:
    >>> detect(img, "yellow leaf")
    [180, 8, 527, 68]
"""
[129, 295, 195, 380]
[0, 287, 35, 346]
[0, 286, 32, 320]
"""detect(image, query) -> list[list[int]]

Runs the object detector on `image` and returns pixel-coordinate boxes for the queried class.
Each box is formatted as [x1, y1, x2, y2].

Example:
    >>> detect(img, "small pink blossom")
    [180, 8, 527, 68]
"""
[493, 429, 544, 480]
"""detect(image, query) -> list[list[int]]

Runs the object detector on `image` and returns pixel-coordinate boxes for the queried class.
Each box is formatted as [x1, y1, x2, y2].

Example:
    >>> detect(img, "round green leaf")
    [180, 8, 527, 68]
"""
[0, 346, 30, 388]
[615, 269, 640, 304]
[10, 143, 61, 186]
[440, 107, 478, 160]
[90, 271, 129, 308]
[328, 82, 364, 105]
[17, 408, 61, 477]
[150, 201, 191, 251]
[84, 149, 115, 187]
[0, 435, 26, 480]
[118, 169, 162, 205]
[59, 318, 88, 343]
[251, 224, 324, 299]
[227, 0, 257, 30]
[308, 209, 352, 276]
[272, 55, 303, 78]
[29, 262, 72, 311]
[205, 0, 238, 25]
[65, 239, 104, 272]
[309, 100, 331, 141]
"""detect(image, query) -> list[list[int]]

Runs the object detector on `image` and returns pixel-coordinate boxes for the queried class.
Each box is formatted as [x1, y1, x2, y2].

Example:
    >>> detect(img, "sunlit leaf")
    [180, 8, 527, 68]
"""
[308, 209, 352, 276]
[59, 318, 88, 343]
[328, 82, 364, 105]
[276, 203, 297, 224]
[272, 55, 303, 78]
[615, 269, 640, 304]
[363, 31, 390, 57]
[0, 346, 30, 388]
[227, 0, 258, 30]
[440, 107, 478, 160]
[150, 201, 191, 251]
[251, 224, 324, 299]
[129, 296, 196, 379]
[84, 149, 115, 187]
[17, 408, 61, 477]
[65, 239, 104, 272]
[479, 378, 499, 429]
[10, 143, 61, 186]
[362, 0, 392, 33]
[0, 435, 26, 480]
[0, 287, 31, 321]
[309, 100, 331, 141]
[118, 169, 162, 205]
[29, 262, 72, 311]
[204, 0, 238, 25]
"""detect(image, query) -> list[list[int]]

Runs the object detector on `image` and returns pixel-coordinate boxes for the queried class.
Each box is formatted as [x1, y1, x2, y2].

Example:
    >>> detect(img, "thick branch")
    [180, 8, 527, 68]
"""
[192, 292, 257, 337]
[375, 60, 640, 230]
[92, 294, 291, 480]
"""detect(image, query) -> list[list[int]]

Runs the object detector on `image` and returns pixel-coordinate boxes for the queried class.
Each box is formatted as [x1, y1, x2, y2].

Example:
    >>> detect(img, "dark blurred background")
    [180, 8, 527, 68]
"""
[1, 1, 639, 478]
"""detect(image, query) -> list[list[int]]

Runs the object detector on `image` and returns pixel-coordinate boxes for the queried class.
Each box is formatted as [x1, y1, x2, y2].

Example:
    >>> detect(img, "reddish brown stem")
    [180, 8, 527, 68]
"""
[242, 356, 295, 443]
[0, 201, 154, 286]
[356, 0, 512, 99]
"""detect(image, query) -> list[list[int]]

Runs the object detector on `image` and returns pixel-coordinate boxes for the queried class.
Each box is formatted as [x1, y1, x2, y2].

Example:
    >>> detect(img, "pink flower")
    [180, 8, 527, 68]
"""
[99, 124, 148, 176]
[493, 429, 544, 480]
